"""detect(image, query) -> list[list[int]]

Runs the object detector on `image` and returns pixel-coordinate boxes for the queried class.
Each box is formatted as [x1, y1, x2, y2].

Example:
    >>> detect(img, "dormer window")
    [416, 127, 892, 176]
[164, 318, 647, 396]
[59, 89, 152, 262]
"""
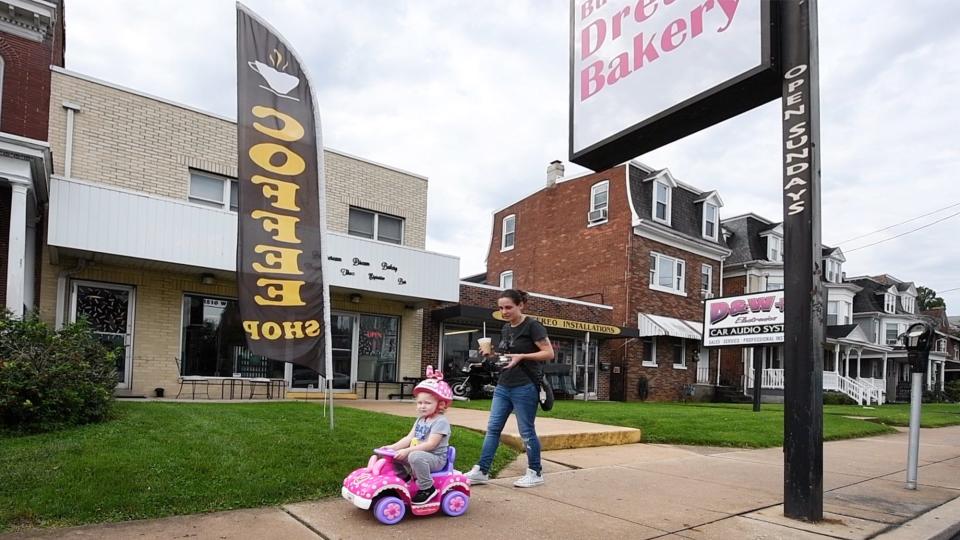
[501, 214, 515, 251]
[884, 292, 896, 313]
[588, 181, 609, 225]
[702, 203, 718, 240]
[768, 236, 782, 262]
[935, 338, 947, 353]
[653, 181, 671, 224]
[902, 295, 915, 314]
[825, 259, 842, 283]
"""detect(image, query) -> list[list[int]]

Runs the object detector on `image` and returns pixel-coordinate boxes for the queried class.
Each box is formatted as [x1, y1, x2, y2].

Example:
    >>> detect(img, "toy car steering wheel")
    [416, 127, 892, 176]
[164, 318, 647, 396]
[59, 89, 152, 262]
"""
[374, 447, 397, 458]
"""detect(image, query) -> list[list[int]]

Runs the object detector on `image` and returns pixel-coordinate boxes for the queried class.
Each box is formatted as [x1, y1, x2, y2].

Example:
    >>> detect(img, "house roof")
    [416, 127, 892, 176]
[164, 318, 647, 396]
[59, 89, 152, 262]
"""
[826, 324, 860, 340]
[851, 277, 888, 313]
[720, 214, 778, 265]
[627, 164, 727, 249]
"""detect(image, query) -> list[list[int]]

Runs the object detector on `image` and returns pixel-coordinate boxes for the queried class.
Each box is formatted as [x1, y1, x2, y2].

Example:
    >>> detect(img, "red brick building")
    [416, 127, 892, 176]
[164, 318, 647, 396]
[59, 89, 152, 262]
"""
[0, 0, 63, 315]
[484, 161, 730, 400]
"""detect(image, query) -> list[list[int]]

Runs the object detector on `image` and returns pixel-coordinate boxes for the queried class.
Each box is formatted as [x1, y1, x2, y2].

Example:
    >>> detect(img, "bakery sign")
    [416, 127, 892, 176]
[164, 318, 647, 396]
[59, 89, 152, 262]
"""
[570, 0, 781, 171]
[703, 290, 785, 347]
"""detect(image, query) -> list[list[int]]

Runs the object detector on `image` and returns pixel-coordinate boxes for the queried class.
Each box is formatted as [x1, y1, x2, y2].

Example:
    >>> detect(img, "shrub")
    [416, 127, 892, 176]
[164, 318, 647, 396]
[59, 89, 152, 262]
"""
[823, 391, 857, 405]
[945, 380, 960, 403]
[0, 311, 117, 433]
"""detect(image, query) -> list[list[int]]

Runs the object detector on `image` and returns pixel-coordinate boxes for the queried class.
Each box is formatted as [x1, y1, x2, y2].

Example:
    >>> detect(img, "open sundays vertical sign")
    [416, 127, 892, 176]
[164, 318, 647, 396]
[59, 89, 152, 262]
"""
[570, 0, 781, 171]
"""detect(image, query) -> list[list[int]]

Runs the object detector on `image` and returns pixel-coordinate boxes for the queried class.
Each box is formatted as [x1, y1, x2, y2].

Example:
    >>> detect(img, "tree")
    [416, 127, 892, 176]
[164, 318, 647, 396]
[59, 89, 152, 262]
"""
[917, 286, 946, 310]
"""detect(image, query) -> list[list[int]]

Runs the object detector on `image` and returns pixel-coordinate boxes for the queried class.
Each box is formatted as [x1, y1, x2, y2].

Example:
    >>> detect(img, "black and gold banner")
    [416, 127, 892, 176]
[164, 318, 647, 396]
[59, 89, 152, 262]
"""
[236, 4, 327, 373]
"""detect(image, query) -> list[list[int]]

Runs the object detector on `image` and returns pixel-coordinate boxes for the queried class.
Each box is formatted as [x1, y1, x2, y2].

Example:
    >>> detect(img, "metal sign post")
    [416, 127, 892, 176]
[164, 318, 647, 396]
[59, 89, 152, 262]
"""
[780, 0, 824, 522]
[753, 353, 763, 412]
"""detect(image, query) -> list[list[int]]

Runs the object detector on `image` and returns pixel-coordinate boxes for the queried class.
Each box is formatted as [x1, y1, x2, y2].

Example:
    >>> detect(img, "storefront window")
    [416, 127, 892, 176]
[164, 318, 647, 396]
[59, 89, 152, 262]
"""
[358, 315, 400, 382]
[442, 325, 499, 376]
[180, 295, 284, 378]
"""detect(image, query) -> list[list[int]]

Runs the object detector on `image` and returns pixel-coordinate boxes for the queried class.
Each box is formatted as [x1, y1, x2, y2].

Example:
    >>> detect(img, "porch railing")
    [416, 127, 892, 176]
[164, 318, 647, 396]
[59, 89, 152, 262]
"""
[696, 364, 711, 384]
[747, 369, 884, 405]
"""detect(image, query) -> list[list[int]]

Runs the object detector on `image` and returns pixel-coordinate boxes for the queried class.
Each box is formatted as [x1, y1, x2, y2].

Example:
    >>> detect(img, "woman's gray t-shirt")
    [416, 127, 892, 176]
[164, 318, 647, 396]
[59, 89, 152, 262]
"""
[496, 317, 549, 387]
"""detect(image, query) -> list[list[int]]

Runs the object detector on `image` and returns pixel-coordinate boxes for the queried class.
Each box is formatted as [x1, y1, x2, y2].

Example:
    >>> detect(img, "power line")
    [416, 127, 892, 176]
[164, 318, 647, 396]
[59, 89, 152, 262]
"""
[937, 286, 960, 294]
[835, 201, 960, 245]
[844, 210, 960, 253]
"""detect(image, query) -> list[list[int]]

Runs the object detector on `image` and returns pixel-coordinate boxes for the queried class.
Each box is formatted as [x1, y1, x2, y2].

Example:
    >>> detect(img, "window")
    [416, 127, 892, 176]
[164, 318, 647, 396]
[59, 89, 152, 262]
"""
[902, 296, 915, 314]
[189, 170, 238, 211]
[766, 276, 784, 291]
[768, 236, 782, 262]
[348, 208, 404, 244]
[700, 264, 712, 296]
[885, 323, 899, 346]
[873, 320, 880, 344]
[825, 259, 842, 283]
[935, 338, 947, 353]
[589, 181, 609, 223]
[501, 214, 516, 251]
[884, 293, 896, 314]
[649, 252, 685, 295]
[641, 336, 657, 366]
[653, 181, 671, 224]
[180, 294, 284, 378]
[827, 301, 838, 326]
[702, 203, 718, 239]
[0, 56, 4, 120]
[672, 338, 686, 368]
[499, 271, 513, 289]
[748, 275, 765, 293]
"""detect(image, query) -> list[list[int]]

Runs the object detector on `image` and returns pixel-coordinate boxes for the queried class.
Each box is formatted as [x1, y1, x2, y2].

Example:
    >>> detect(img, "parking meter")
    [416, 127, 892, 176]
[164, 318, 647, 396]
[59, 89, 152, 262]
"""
[902, 322, 933, 490]
[903, 323, 933, 373]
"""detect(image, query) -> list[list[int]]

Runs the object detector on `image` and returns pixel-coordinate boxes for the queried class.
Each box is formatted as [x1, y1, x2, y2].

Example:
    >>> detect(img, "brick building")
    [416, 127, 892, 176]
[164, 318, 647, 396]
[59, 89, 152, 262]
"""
[0, 0, 63, 316]
[422, 282, 638, 401]
[484, 161, 730, 401]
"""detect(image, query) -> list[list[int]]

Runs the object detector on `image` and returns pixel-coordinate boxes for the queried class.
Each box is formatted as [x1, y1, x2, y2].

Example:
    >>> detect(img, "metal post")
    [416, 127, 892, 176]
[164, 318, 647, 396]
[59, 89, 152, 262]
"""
[753, 349, 763, 412]
[906, 372, 923, 489]
[583, 332, 591, 401]
[781, 0, 824, 522]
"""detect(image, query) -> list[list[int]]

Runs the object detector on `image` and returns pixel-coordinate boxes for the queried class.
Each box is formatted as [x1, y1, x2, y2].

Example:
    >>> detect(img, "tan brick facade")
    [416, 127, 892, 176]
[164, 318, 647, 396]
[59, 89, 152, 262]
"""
[41, 69, 433, 396]
[47, 69, 427, 247]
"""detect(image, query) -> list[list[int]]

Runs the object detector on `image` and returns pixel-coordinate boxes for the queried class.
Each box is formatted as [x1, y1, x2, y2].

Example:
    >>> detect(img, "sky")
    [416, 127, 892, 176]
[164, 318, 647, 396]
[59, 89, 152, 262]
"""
[63, 1, 960, 313]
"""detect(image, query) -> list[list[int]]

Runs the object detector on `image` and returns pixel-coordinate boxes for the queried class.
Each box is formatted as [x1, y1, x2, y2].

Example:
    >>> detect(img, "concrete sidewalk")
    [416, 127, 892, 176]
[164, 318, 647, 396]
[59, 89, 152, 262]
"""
[6, 426, 959, 539]
[342, 399, 643, 450]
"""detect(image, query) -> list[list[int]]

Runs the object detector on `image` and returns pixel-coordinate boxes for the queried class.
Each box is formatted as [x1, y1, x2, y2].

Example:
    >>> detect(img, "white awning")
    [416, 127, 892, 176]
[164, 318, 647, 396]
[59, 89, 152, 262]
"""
[638, 313, 702, 340]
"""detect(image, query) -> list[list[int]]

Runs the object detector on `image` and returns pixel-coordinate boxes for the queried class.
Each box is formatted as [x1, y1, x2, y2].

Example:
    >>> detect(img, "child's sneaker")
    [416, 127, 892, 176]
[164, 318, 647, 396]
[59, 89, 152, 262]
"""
[464, 465, 489, 484]
[411, 486, 438, 505]
[513, 468, 544, 488]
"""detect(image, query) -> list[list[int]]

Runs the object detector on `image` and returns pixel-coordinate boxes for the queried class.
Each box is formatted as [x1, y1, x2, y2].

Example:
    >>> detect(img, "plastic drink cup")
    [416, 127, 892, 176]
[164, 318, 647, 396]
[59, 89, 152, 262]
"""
[478, 337, 492, 355]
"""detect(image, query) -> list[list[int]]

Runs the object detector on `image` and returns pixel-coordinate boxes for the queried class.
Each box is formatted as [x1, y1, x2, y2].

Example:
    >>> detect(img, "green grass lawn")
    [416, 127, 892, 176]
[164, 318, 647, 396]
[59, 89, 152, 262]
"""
[0, 401, 516, 532]
[455, 399, 915, 447]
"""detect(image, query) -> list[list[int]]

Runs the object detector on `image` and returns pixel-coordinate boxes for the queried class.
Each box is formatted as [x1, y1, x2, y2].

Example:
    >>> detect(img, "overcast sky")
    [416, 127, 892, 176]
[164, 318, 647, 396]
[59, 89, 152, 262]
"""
[63, 1, 960, 312]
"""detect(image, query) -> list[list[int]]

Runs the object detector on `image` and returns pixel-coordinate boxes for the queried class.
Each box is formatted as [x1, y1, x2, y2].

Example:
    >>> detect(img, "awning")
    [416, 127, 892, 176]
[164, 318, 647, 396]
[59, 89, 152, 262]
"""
[638, 313, 702, 340]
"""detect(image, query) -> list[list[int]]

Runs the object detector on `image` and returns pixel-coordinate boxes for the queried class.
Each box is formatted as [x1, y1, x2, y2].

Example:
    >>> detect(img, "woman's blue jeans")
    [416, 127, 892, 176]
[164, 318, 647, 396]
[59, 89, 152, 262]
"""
[477, 383, 541, 474]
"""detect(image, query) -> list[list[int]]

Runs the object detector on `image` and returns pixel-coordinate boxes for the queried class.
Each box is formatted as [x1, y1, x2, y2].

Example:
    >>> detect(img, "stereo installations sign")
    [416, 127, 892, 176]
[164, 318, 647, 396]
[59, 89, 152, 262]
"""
[570, 0, 780, 171]
[703, 290, 784, 347]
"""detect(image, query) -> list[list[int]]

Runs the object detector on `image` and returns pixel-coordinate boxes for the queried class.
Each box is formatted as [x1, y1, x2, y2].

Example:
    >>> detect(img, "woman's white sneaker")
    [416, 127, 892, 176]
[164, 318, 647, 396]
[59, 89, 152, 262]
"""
[513, 468, 544, 488]
[464, 465, 489, 484]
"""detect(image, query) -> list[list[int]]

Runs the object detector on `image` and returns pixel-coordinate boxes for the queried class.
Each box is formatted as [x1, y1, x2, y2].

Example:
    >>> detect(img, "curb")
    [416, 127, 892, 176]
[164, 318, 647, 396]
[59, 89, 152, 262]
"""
[873, 495, 960, 540]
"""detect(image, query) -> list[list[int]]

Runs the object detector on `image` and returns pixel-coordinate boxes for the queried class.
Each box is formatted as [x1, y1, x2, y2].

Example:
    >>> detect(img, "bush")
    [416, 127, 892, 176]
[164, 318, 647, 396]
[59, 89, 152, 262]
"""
[823, 391, 857, 405]
[945, 380, 960, 403]
[0, 311, 117, 433]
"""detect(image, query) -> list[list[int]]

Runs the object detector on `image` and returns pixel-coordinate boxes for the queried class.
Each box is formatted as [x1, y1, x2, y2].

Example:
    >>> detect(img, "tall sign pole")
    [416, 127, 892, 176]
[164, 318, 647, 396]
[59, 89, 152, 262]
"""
[780, 0, 824, 522]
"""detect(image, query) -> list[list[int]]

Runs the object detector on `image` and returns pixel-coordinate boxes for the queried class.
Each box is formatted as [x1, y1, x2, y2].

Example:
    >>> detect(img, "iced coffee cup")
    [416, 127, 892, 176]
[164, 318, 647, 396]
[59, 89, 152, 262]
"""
[478, 337, 492, 356]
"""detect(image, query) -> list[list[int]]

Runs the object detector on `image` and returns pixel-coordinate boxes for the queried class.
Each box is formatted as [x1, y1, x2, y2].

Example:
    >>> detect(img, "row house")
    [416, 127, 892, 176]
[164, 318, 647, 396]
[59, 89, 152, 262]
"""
[850, 275, 951, 401]
[0, 0, 63, 318]
[40, 67, 460, 398]
[924, 307, 960, 385]
[484, 160, 730, 401]
[721, 213, 893, 404]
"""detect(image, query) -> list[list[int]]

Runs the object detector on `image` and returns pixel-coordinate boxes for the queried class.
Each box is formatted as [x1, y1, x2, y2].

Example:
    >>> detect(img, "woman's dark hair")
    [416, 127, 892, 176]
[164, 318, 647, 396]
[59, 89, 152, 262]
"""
[499, 289, 529, 306]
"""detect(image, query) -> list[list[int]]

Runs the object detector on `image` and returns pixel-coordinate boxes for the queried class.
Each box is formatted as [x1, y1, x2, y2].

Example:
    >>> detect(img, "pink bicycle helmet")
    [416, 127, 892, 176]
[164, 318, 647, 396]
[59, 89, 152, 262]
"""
[413, 366, 453, 404]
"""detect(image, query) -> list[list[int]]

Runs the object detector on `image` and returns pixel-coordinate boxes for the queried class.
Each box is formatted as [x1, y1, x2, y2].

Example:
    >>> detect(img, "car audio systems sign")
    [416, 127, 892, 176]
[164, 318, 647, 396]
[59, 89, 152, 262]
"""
[570, 0, 781, 171]
[703, 290, 785, 347]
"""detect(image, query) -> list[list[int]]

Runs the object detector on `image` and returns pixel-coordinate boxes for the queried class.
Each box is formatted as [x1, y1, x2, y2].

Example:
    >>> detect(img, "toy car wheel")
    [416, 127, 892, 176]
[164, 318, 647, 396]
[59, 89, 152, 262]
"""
[441, 490, 469, 517]
[373, 495, 406, 525]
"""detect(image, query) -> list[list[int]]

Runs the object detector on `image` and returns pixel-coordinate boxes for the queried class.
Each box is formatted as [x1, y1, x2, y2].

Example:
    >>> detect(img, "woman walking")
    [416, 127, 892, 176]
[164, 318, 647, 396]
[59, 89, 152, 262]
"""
[465, 289, 554, 488]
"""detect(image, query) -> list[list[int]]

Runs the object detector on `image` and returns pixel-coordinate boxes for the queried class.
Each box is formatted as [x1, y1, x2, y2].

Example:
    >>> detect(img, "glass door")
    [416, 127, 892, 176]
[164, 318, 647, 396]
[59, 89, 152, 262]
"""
[291, 313, 356, 391]
[70, 281, 135, 389]
[574, 339, 599, 396]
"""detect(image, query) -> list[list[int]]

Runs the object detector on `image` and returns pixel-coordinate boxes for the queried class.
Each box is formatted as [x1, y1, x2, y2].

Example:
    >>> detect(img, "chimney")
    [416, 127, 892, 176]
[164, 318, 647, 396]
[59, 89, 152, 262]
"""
[546, 160, 564, 187]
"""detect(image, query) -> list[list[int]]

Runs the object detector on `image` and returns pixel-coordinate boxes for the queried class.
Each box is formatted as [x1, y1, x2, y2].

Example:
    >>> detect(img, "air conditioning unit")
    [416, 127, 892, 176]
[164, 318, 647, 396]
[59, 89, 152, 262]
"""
[587, 208, 608, 223]
[703, 291, 715, 299]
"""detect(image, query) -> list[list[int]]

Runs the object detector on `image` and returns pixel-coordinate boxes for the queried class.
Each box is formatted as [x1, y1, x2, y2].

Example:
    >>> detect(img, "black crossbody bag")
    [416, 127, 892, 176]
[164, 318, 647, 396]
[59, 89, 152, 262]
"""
[518, 361, 554, 412]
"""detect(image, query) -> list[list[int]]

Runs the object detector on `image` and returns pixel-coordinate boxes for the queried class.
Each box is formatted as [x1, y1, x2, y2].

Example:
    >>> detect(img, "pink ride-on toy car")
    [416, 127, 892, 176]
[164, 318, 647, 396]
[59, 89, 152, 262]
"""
[342, 446, 471, 525]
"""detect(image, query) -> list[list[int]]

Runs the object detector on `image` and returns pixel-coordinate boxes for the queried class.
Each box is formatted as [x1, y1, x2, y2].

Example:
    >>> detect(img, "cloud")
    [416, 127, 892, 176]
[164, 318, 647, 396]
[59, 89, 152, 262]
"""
[64, 0, 960, 309]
